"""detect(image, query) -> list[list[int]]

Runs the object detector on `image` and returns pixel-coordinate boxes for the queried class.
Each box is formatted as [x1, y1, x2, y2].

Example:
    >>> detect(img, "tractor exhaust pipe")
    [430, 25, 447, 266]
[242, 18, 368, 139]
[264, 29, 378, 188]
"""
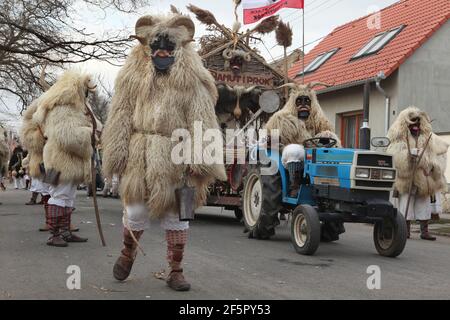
[359, 79, 371, 150]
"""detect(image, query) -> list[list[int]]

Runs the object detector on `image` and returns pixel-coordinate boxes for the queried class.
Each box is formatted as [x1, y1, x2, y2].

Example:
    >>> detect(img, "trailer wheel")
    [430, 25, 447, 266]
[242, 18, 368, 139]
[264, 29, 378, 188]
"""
[373, 213, 407, 257]
[291, 205, 321, 255]
[242, 166, 282, 239]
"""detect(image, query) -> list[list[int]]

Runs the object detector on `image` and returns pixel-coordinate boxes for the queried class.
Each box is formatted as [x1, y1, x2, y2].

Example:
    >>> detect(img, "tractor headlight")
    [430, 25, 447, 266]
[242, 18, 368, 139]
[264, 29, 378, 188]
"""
[355, 168, 370, 179]
[382, 169, 395, 180]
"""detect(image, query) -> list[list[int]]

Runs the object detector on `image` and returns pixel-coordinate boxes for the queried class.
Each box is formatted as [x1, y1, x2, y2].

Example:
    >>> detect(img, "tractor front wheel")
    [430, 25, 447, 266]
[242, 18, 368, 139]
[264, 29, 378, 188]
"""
[373, 213, 407, 257]
[242, 166, 282, 239]
[291, 205, 321, 255]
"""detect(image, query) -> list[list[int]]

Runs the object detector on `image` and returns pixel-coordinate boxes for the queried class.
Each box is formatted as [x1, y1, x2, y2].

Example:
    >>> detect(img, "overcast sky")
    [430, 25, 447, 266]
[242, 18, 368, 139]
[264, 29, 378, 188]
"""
[1, 0, 399, 129]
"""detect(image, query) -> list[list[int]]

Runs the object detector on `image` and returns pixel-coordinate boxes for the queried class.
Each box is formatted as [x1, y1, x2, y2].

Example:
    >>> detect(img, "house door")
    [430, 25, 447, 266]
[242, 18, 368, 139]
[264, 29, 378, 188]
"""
[340, 112, 363, 148]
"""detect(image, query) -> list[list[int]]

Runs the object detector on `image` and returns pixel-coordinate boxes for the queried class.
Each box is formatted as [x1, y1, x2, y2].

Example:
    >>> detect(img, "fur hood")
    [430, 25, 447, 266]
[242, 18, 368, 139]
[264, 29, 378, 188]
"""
[266, 82, 340, 147]
[277, 82, 334, 136]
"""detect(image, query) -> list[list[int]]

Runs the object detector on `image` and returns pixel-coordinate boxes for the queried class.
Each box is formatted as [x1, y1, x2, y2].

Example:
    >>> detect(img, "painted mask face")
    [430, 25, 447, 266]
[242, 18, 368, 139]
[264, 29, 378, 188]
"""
[408, 117, 421, 137]
[150, 34, 176, 73]
[296, 95, 312, 119]
[230, 56, 244, 75]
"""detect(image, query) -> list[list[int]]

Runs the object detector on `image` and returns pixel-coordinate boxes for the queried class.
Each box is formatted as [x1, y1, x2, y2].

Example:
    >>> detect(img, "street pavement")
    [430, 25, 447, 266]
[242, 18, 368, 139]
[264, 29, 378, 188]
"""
[1, 187, 450, 300]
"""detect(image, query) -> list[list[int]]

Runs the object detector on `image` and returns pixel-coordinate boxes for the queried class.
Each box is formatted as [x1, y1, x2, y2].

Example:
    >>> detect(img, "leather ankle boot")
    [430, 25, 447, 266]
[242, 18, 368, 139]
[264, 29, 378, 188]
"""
[26, 192, 39, 205]
[420, 220, 436, 241]
[166, 244, 190, 291]
[47, 227, 68, 247]
[289, 173, 301, 198]
[113, 228, 143, 281]
[59, 207, 87, 243]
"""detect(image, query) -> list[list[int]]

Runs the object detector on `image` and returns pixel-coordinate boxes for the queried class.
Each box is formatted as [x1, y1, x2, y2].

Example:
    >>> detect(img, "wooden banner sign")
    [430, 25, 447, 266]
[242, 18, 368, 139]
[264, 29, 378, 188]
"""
[209, 70, 274, 88]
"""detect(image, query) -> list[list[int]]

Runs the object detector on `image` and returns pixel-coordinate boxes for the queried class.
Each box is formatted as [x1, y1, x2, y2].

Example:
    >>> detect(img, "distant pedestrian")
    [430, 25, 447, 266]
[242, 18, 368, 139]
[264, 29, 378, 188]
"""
[9, 145, 26, 190]
[0, 127, 9, 204]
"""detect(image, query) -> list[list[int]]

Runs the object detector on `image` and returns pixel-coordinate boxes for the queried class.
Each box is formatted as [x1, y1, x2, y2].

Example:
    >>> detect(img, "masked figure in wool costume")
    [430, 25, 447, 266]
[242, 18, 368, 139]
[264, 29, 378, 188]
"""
[21, 100, 80, 233]
[101, 12, 226, 291]
[387, 106, 449, 240]
[266, 82, 341, 197]
[0, 127, 9, 199]
[30, 70, 99, 247]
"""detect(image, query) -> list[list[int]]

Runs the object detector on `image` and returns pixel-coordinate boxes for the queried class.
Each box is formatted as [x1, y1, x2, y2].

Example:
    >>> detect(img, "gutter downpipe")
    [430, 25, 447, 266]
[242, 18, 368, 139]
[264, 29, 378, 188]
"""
[359, 79, 371, 150]
[375, 71, 390, 136]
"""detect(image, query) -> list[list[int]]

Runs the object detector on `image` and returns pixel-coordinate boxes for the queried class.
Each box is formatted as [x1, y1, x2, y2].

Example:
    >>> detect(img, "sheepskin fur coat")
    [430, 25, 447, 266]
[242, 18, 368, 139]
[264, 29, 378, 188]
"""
[265, 83, 341, 147]
[387, 106, 449, 197]
[20, 100, 46, 179]
[0, 128, 9, 177]
[102, 13, 226, 218]
[30, 70, 94, 185]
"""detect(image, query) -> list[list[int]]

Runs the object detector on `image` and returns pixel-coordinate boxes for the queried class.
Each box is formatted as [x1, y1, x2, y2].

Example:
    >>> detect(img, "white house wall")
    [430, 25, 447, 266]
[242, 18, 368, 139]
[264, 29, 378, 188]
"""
[397, 20, 450, 134]
[317, 71, 399, 140]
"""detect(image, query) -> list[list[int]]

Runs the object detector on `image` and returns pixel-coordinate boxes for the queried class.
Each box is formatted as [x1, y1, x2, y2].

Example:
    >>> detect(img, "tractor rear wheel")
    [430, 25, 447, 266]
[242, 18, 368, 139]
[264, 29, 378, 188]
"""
[291, 205, 321, 255]
[373, 213, 407, 257]
[242, 166, 282, 240]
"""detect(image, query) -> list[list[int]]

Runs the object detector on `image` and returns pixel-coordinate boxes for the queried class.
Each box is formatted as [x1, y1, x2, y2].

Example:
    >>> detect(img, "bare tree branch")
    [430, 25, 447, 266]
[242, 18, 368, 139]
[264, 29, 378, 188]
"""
[0, 0, 150, 112]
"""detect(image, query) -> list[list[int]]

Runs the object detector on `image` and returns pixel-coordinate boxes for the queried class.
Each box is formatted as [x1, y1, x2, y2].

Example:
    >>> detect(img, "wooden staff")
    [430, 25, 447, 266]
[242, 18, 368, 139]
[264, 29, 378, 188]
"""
[85, 104, 106, 247]
[404, 132, 432, 220]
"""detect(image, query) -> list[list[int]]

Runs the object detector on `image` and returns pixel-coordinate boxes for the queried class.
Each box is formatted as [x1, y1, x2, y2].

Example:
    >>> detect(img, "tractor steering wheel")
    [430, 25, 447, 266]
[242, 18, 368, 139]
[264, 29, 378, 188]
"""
[303, 137, 338, 148]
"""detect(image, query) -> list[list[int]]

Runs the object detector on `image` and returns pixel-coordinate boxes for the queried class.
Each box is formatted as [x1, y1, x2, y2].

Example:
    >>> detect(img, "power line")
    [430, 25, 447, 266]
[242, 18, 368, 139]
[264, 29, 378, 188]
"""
[268, 35, 327, 63]
[287, 0, 344, 25]
[261, 41, 275, 61]
[279, 0, 322, 21]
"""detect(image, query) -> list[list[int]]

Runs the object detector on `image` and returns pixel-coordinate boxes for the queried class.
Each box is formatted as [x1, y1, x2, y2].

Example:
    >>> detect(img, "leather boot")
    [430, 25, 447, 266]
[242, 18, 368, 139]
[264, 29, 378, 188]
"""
[113, 228, 143, 281]
[26, 192, 39, 205]
[47, 232, 68, 247]
[406, 220, 411, 239]
[419, 220, 436, 241]
[47, 222, 67, 247]
[166, 244, 191, 292]
[289, 172, 301, 198]
[60, 207, 87, 243]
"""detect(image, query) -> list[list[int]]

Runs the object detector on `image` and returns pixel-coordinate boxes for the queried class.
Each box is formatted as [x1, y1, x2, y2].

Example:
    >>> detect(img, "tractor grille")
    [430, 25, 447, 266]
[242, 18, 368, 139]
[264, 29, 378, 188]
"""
[355, 180, 394, 188]
[357, 154, 392, 168]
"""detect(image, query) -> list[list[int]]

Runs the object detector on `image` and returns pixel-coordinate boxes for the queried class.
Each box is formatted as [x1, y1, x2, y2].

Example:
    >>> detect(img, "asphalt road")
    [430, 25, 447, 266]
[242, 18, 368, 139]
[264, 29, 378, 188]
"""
[1, 187, 450, 300]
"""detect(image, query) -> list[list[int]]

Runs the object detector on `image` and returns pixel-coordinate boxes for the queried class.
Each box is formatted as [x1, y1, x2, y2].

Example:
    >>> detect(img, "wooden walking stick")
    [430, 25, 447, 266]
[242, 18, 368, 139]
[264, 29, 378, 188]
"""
[404, 132, 432, 220]
[85, 103, 106, 247]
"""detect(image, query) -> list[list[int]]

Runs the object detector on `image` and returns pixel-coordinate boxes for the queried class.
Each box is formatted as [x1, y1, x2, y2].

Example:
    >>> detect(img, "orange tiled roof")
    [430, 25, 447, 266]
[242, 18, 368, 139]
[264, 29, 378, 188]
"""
[288, 0, 450, 90]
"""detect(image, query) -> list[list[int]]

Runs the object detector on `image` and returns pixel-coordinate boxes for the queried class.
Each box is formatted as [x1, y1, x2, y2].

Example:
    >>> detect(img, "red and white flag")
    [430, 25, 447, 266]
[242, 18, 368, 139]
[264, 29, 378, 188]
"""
[243, 0, 304, 25]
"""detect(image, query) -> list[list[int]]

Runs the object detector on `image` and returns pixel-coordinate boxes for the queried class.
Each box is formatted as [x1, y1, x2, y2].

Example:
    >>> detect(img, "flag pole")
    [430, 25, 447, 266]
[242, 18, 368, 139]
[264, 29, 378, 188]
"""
[302, 4, 305, 84]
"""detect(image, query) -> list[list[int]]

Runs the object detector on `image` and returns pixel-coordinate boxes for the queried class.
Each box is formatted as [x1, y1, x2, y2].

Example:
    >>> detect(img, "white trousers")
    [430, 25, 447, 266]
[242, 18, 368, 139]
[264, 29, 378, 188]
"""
[281, 144, 305, 168]
[13, 177, 24, 189]
[48, 183, 77, 208]
[30, 178, 50, 195]
[123, 203, 189, 232]
[396, 193, 432, 221]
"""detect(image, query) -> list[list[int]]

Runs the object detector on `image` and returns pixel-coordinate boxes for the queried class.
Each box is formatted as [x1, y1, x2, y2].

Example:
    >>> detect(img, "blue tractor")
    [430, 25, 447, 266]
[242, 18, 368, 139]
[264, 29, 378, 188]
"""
[242, 137, 407, 257]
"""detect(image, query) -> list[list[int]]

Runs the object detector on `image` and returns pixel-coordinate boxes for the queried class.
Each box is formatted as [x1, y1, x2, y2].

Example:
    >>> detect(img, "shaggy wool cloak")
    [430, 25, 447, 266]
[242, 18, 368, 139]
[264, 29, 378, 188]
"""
[102, 13, 227, 219]
[31, 70, 94, 185]
[387, 106, 449, 197]
[265, 84, 340, 147]
[20, 100, 46, 179]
